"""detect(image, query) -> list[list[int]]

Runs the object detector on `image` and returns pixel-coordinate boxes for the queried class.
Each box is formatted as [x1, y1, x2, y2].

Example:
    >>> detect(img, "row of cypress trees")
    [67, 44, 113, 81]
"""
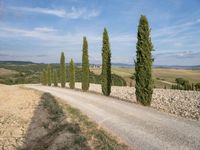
[40, 28, 112, 96]
[40, 15, 153, 106]
[40, 55, 75, 89]
[40, 64, 58, 87]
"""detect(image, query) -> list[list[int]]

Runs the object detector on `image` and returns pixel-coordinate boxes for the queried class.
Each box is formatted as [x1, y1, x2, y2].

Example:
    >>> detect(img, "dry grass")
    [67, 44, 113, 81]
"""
[153, 68, 200, 83]
[0, 68, 18, 76]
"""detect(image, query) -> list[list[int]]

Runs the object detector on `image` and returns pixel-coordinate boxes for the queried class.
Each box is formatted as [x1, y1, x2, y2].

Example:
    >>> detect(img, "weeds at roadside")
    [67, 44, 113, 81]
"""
[22, 92, 129, 149]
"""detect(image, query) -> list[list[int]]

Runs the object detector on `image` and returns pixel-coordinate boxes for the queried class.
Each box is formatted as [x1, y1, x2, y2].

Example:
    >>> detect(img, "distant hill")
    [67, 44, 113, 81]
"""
[0, 61, 36, 65]
[112, 63, 133, 68]
[0, 61, 199, 70]
[112, 63, 200, 70]
[154, 65, 200, 70]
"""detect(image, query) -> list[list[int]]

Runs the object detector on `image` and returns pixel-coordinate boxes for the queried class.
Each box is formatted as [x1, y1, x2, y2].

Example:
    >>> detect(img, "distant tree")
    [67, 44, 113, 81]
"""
[69, 59, 75, 89]
[47, 64, 52, 86]
[101, 28, 112, 96]
[135, 15, 153, 106]
[82, 36, 90, 91]
[60, 52, 66, 88]
[53, 70, 58, 87]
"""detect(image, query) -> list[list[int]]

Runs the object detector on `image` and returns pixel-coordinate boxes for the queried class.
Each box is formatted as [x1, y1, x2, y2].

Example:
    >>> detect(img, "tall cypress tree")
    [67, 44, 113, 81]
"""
[51, 67, 54, 84]
[82, 36, 90, 91]
[135, 15, 153, 106]
[40, 72, 43, 85]
[60, 52, 66, 88]
[69, 59, 75, 89]
[53, 70, 58, 87]
[101, 28, 111, 96]
[43, 70, 48, 86]
[47, 64, 51, 86]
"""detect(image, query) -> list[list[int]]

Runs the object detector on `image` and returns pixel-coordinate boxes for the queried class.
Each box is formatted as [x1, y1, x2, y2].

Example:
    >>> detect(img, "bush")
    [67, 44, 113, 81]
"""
[195, 83, 200, 91]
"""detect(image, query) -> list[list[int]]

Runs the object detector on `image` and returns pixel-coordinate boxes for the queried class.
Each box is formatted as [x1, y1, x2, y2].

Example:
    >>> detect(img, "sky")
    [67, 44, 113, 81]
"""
[0, 0, 200, 66]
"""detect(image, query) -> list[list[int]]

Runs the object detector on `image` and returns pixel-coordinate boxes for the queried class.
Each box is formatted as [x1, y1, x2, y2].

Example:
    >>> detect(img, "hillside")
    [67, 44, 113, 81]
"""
[0, 63, 126, 86]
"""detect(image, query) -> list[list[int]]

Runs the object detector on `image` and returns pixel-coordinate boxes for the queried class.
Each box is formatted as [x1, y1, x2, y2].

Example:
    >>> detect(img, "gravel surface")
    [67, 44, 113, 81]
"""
[0, 84, 42, 149]
[25, 84, 200, 150]
[63, 83, 200, 121]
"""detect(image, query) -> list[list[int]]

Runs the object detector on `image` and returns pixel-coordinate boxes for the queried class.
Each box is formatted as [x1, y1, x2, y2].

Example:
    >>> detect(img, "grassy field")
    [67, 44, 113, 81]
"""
[91, 67, 200, 88]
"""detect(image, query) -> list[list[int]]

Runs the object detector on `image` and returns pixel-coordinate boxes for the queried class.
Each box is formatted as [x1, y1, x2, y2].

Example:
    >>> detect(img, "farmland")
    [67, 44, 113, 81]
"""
[91, 67, 200, 88]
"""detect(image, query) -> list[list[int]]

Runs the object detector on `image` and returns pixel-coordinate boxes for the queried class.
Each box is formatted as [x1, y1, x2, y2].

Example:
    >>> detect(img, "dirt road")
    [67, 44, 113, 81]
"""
[25, 84, 200, 150]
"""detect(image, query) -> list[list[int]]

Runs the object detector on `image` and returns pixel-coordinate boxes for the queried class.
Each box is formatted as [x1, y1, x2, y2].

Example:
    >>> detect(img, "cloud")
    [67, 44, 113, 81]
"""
[0, 26, 137, 45]
[0, 53, 48, 58]
[8, 6, 100, 19]
[0, 26, 59, 40]
[153, 18, 200, 39]
[154, 50, 200, 59]
[0, 53, 10, 57]
[36, 54, 48, 57]
[9, 6, 66, 17]
[34, 27, 57, 33]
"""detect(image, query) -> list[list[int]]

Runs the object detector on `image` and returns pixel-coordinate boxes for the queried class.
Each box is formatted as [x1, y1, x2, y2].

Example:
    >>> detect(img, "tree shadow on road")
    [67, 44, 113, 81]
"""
[18, 92, 91, 150]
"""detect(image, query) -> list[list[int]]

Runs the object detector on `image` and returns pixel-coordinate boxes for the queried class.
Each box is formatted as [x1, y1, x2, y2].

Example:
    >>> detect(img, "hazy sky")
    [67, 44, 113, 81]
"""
[0, 0, 200, 65]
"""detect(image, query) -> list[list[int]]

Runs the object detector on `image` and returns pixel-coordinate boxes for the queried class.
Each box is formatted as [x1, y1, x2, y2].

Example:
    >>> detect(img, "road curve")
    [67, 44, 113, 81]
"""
[25, 84, 200, 150]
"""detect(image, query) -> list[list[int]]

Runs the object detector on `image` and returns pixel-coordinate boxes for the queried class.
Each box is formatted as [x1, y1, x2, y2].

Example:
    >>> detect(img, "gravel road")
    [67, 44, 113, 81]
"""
[25, 84, 200, 150]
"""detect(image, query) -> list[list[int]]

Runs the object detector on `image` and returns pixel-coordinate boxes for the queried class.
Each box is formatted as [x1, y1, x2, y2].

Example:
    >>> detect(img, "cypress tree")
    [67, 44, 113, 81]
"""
[43, 70, 48, 86]
[56, 69, 60, 83]
[40, 72, 43, 85]
[101, 28, 111, 96]
[60, 52, 66, 88]
[82, 36, 90, 91]
[51, 67, 54, 84]
[53, 70, 58, 87]
[47, 64, 52, 86]
[69, 59, 75, 89]
[135, 15, 153, 106]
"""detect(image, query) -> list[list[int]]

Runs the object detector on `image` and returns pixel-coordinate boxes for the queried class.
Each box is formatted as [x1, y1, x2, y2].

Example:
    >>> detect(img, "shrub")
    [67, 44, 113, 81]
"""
[195, 83, 200, 91]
